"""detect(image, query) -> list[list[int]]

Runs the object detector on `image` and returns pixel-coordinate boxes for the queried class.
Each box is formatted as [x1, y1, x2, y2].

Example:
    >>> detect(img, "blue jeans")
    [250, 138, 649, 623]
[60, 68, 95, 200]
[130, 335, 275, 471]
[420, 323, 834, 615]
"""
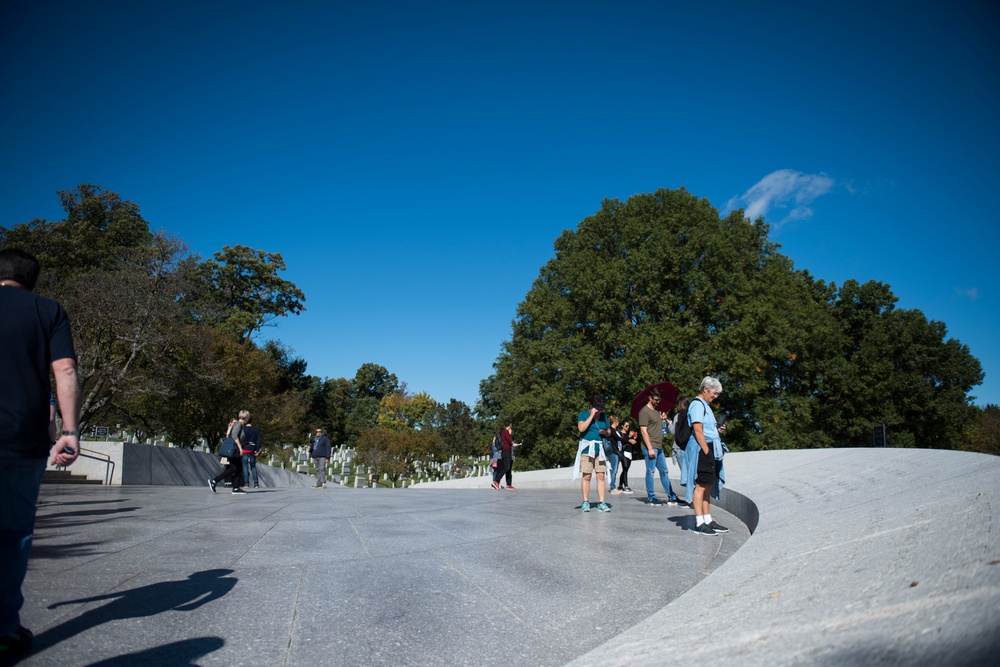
[242, 453, 258, 487]
[0, 457, 46, 634]
[608, 453, 619, 490]
[644, 448, 677, 501]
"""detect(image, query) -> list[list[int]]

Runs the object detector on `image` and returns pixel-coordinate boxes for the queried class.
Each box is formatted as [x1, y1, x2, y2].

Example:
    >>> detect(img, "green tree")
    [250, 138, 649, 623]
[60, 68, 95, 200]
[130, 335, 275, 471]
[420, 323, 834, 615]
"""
[345, 396, 380, 446]
[322, 377, 353, 446]
[434, 399, 486, 458]
[1, 186, 189, 429]
[188, 244, 305, 340]
[484, 188, 984, 469]
[814, 280, 984, 448]
[968, 405, 1000, 456]
[377, 390, 436, 431]
[353, 362, 399, 400]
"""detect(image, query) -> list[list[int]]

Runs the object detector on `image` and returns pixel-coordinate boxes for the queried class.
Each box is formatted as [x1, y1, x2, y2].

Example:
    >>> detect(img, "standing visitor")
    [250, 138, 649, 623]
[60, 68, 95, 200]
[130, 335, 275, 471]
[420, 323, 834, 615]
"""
[688, 377, 729, 536]
[639, 387, 680, 506]
[615, 420, 637, 494]
[242, 416, 262, 489]
[310, 427, 332, 488]
[574, 395, 611, 513]
[491, 420, 521, 490]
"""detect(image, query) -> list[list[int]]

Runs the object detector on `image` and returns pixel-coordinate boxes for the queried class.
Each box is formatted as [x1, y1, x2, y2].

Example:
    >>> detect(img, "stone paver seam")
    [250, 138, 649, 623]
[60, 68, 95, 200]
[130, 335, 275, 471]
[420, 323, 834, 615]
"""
[230, 520, 280, 567]
[427, 549, 575, 663]
[347, 517, 375, 558]
[281, 564, 307, 667]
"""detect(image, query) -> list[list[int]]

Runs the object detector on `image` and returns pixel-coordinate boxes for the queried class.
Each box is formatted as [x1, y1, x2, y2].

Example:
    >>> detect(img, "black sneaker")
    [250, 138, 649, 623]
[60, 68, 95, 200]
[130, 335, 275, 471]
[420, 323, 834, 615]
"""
[666, 498, 679, 506]
[208, 479, 217, 493]
[676, 500, 692, 509]
[709, 521, 729, 533]
[232, 488, 247, 494]
[647, 498, 666, 506]
[695, 523, 718, 536]
[0, 625, 33, 658]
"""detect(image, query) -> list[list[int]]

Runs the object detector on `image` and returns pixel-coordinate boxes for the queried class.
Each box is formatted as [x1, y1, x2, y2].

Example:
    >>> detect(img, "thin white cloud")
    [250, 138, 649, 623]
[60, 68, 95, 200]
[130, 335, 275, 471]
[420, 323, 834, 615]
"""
[956, 287, 979, 300]
[728, 169, 835, 227]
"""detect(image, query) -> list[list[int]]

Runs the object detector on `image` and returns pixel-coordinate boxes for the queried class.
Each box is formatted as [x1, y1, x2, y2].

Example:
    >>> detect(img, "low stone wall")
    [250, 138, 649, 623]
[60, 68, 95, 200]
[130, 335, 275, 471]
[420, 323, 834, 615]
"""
[51, 441, 312, 487]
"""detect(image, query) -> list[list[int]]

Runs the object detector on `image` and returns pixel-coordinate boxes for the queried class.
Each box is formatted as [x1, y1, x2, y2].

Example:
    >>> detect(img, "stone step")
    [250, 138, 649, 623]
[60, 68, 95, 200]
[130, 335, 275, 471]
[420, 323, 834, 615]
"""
[42, 469, 104, 485]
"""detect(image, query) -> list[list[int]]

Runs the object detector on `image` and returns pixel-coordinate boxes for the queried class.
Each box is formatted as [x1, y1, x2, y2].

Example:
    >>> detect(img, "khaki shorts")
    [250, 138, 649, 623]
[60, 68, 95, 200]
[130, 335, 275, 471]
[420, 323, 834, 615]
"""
[580, 455, 607, 475]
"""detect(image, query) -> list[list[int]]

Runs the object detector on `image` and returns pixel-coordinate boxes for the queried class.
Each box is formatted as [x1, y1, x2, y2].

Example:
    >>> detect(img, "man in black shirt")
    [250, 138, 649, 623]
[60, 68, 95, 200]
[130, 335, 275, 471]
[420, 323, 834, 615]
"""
[0, 249, 81, 660]
[242, 416, 263, 489]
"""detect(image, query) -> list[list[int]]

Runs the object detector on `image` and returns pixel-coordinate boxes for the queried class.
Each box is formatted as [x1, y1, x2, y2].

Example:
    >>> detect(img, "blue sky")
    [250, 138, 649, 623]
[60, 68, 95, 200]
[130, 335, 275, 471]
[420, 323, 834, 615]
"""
[3, 1, 998, 409]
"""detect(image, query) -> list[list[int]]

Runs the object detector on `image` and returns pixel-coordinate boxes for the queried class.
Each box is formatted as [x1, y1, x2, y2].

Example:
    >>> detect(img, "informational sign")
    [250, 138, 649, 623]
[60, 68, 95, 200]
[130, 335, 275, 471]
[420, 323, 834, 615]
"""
[94, 426, 110, 439]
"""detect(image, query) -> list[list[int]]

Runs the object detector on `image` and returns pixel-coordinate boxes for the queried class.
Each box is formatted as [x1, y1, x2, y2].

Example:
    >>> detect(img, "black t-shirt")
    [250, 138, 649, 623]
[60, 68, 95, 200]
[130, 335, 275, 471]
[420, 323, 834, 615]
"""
[242, 425, 262, 453]
[0, 287, 77, 459]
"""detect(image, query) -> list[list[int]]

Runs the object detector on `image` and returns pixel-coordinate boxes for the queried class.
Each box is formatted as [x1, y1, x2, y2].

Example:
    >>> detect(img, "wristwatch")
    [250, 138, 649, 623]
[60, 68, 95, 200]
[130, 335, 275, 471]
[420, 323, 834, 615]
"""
[61, 430, 80, 436]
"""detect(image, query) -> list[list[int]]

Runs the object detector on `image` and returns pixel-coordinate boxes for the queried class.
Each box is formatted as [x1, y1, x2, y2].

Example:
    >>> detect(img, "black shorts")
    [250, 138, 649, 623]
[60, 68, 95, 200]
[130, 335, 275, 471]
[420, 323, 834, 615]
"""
[695, 447, 719, 486]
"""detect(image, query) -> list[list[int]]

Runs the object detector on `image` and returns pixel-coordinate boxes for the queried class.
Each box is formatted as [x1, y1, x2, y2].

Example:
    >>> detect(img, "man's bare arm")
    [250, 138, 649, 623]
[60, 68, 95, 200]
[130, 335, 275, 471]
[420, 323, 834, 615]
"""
[50, 357, 81, 466]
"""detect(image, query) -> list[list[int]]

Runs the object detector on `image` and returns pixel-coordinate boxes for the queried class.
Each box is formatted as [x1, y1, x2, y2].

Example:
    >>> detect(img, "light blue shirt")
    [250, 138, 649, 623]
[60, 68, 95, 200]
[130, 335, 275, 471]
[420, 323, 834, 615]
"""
[687, 397, 720, 451]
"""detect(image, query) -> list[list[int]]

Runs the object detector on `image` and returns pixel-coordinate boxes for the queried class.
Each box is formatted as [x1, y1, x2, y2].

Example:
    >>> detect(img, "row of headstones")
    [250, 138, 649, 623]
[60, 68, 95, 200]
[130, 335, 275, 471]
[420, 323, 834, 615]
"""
[266, 446, 494, 486]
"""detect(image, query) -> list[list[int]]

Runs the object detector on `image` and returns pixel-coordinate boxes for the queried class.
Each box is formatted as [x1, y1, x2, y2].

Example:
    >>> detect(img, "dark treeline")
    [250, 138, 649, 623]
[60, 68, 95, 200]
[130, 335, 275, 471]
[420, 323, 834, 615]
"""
[1, 185, 488, 466]
[478, 188, 996, 470]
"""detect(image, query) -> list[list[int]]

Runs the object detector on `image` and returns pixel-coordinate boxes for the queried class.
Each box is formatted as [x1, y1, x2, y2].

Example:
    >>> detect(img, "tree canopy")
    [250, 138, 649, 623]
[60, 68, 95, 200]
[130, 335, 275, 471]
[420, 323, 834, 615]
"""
[481, 188, 984, 469]
[0, 185, 312, 449]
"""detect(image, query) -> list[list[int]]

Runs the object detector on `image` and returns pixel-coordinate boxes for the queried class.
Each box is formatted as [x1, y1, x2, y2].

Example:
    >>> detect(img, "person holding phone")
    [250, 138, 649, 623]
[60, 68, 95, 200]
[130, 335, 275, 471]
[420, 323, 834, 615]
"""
[688, 377, 729, 536]
[639, 387, 680, 506]
[574, 395, 611, 512]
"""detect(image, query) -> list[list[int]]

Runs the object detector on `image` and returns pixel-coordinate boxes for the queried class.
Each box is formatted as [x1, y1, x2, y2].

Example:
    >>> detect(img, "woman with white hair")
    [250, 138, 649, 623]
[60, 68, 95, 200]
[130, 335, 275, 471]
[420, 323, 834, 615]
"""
[687, 377, 728, 536]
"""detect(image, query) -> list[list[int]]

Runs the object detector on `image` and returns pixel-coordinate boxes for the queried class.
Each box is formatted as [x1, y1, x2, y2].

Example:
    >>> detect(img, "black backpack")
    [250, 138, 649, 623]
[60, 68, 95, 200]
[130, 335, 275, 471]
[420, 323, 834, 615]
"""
[490, 433, 502, 457]
[673, 409, 692, 450]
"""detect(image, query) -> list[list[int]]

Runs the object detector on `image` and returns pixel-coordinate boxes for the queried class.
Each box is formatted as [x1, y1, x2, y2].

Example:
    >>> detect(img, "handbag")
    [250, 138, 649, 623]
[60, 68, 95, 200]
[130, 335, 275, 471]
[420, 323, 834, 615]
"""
[219, 437, 239, 459]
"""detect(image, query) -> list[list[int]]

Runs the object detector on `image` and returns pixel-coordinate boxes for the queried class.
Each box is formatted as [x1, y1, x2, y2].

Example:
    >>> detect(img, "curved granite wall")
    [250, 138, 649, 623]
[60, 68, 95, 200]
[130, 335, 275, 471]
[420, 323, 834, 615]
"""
[567, 448, 1000, 666]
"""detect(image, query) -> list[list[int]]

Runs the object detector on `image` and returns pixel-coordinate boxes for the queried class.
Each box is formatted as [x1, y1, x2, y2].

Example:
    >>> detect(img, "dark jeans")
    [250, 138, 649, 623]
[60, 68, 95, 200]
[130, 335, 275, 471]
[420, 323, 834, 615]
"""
[242, 453, 258, 487]
[493, 451, 512, 486]
[0, 457, 46, 634]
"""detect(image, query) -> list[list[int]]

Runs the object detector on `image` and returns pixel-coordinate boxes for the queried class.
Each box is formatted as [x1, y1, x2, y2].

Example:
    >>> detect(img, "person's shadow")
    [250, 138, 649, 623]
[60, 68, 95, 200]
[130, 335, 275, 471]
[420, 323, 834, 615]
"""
[29, 569, 237, 659]
[84, 637, 226, 666]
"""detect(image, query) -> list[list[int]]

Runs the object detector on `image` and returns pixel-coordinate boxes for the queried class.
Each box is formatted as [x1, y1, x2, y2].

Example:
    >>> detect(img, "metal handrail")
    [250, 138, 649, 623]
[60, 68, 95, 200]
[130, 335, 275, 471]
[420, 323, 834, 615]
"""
[55, 446, 115, 485]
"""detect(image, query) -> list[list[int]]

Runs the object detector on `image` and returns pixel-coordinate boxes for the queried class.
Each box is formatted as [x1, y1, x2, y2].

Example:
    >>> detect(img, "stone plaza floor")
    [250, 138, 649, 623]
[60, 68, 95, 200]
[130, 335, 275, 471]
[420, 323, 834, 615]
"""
[17, 482, 747, 666]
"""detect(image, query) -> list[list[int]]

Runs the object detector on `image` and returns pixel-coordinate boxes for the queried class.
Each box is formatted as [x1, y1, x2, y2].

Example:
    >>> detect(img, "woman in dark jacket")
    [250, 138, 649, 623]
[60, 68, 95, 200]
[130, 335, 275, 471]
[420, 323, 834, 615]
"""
[614, 418, 637, 494]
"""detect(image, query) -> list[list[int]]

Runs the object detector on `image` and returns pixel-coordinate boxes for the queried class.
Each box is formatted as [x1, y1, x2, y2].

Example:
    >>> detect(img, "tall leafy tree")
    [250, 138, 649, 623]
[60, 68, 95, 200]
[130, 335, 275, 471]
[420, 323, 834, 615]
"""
[1, 186, 188, 428]
[188, 244, 306, 340]
[353, 363, 399, 400]
[484, 188, 984, 469]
